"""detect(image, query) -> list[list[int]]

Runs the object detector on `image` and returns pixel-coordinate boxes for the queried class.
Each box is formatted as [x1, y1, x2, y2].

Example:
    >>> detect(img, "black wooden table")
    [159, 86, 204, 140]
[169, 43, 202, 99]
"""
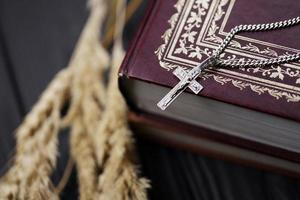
[0, 0, 299, 199]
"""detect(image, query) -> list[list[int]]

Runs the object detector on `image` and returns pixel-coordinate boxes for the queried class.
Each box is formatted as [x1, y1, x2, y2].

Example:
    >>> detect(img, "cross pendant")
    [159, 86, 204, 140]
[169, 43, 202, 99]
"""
[157, 57, 213, 110]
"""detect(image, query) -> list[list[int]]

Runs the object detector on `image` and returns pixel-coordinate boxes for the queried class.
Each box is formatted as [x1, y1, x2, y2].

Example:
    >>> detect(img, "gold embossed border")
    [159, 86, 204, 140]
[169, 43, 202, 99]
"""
[155, 0, 300, 102]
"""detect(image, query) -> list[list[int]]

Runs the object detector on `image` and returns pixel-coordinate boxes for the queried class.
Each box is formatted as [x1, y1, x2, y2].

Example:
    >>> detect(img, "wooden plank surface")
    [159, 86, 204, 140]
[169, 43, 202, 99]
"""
[0, 0, 88, 111]
[0, 38, 20, 175]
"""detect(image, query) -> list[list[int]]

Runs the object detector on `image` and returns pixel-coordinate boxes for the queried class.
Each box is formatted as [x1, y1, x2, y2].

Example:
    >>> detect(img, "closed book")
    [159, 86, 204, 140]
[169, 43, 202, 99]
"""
[118, 0, 300, 175]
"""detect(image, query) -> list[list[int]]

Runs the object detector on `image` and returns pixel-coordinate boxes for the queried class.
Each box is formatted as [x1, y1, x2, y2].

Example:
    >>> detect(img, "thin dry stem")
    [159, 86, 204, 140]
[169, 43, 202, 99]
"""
[54, 158, 74, 195]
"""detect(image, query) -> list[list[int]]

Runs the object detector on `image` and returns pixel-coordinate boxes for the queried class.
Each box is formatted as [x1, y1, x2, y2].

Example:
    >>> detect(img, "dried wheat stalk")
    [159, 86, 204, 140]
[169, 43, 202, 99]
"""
[0, 69, 72, 199]
[70, 117, 98, 200]
[95, 42, 150, 200]
[65, 1, 109, 199]
[94, 0, 150, 199]
[0, 0, 149, 199]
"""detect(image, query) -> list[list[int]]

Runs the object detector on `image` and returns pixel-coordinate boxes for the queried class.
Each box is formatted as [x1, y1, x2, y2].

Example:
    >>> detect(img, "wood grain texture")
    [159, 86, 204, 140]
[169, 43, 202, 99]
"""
[0, 40, 20, 176]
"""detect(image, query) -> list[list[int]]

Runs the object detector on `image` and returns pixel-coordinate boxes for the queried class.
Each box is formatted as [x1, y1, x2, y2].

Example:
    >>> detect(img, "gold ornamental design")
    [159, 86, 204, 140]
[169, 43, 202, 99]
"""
[155, 0, 300, 102]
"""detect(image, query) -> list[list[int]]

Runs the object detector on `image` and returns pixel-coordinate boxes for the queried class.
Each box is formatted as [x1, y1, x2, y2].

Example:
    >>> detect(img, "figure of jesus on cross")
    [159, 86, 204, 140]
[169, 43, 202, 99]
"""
[157, 57, 214, 110]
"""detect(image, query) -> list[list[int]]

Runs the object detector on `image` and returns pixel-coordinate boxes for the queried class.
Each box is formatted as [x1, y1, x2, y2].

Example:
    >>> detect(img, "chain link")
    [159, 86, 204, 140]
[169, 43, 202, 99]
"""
[213, 16, 300, 67]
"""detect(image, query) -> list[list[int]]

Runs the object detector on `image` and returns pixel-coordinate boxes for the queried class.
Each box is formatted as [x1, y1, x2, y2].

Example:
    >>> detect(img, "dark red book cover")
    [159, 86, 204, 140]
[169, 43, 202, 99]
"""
[120, 0, 300, 122]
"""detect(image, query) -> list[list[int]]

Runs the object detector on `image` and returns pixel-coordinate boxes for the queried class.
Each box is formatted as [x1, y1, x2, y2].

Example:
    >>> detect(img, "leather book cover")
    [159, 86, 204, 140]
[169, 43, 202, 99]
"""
[119, 0, 300, 122]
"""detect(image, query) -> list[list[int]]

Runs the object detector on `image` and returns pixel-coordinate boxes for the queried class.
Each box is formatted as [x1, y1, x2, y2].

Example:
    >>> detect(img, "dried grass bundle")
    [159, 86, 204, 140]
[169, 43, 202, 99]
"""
[95, 41, 150, 200]
[0, 69, 72, 199]
[69, 0, 150, 199]
[0, 0, 149, 199]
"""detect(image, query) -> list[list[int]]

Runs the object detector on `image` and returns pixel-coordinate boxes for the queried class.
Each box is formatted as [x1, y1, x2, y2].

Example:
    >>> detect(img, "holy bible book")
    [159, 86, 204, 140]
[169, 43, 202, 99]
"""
[119, 0, 300, 176]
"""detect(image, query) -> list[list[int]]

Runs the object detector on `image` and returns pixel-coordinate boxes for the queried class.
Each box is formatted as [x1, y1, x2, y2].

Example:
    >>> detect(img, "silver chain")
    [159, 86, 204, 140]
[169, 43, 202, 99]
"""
[213, 16, 300, 67]
[157, 16, 300, 110]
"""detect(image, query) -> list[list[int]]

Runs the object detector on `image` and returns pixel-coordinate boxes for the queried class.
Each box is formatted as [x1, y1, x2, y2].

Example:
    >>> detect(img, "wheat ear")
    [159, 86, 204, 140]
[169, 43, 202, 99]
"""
[0, 69, 72, 200]
[94, 0, 150, 199]
[65, 0, 110, 200]
[0, 0, 150, 199]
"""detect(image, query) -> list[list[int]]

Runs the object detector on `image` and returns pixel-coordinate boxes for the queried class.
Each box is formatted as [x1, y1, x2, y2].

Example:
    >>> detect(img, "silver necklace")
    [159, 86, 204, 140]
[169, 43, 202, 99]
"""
[157, 16, 300, 110]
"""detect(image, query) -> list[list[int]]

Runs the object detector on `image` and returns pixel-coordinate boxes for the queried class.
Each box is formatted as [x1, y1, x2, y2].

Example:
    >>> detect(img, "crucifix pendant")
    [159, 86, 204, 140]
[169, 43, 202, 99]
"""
[157, 57, 214, 110]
